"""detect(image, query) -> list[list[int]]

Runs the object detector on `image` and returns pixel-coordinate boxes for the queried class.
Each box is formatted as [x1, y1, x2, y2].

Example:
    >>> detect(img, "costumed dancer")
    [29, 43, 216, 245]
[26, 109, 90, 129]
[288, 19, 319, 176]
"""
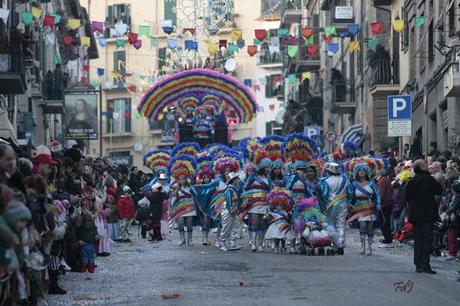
[141, 149, 171, 193]
[293, 197, 334, 255]
[178, 96, 199, 126]
[168, 154, 198, 246]
[317, 162, 351, 255]
[264, 187, 296, 254]
[219, 172, 243, 251]
[260, 135, 286, 188]
[240, 149, 272, 253]
[193, 107, 214, 147]
[347, 161, 382, 256]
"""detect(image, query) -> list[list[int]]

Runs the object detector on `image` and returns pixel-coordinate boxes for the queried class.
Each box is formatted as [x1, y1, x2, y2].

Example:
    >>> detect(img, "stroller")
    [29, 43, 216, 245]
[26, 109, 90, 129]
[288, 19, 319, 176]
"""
[293, 197, 335, 256]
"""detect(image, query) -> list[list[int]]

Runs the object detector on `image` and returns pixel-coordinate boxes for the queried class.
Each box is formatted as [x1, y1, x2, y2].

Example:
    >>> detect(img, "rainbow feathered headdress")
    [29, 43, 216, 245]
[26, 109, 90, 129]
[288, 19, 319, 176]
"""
[260, 135, 285, 168]
[281, 133, 318, 163]
[267, 187, 291, 211]
[209, 145, 234, 158]
[172, 142, 201, 157]
[333, 141, 357, 161]
[168, 154, 197, 180]
[143, 149, 170, 173]
[238, 137, 261, 164]
[213, 151, 242, 176]
[178, 96, 199, 112]
[201, 94, 221, 113]
[344, 157, 380, 177]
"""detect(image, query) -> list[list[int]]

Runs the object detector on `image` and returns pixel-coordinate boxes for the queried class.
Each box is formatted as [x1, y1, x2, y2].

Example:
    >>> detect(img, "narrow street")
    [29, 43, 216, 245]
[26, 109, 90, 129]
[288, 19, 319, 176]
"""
[45, 228, 460, 306]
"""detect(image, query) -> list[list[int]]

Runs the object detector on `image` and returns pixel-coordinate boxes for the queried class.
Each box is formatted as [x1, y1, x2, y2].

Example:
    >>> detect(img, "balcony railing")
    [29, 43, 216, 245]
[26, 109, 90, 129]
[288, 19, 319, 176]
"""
[369, 57, 392, 86]
[330, 80, 356, 113]
[257, 50, 282, 66]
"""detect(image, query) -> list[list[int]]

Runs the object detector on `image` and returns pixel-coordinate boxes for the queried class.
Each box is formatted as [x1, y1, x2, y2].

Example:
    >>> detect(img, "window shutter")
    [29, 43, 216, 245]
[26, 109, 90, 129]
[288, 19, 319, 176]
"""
[164, 0, 177, 26]
[107, 5, 113, 23]
[265, 75, 272, 98]
[126, 4, 131, 28]
[266, 121, 273, 136]
[158, 48, 166, 71]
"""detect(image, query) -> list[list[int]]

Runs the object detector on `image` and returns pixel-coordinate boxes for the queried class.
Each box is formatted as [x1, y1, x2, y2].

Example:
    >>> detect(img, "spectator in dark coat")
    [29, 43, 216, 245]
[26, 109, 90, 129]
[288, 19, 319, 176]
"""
[406, 159, 443, 274]
[146, 183, 168, 242]
[376, 169, 394, 246]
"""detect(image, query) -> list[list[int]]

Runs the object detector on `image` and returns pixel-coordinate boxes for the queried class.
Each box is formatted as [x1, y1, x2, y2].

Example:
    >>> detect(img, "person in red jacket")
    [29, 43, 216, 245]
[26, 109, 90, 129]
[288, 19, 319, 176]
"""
[116, 186, 135, 242]
[376, 169, 394, 247]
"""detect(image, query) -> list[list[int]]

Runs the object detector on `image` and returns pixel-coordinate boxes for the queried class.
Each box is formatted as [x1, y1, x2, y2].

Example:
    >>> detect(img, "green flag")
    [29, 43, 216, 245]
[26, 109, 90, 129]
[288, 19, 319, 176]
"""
[416, 16, 425, 27]
[253, 38, 262, 46]
[228, 43, 239, 55]
[288, 45, 299, 58]
[54, 55, 62, 65]
[304, 36, 314, 45]
[368, 38, 379, 51]
[139, 25, 150, 37]
[288, 74, 297, 84]
[21, 12, 33, 26]
[324, 26, 337, 36]
[277, 28, 289, 37]
[91, 80, 101, 88]
[116, 39, 125, 48]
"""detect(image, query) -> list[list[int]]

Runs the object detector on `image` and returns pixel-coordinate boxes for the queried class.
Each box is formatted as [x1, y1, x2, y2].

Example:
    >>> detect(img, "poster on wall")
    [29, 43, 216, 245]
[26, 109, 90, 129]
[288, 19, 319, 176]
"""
[65, 93, 98, 140]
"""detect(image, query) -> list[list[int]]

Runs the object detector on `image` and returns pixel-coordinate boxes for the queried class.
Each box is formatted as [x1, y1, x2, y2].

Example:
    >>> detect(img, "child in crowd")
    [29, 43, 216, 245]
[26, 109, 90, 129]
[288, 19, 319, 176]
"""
[77, 199, 99, 274]
[440, 180, 460, 260]
[393, 217, 413, 244]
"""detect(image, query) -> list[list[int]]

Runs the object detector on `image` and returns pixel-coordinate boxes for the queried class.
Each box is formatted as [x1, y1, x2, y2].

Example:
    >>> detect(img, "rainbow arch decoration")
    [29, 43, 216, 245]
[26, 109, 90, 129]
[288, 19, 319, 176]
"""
[137, 68, 259, 124]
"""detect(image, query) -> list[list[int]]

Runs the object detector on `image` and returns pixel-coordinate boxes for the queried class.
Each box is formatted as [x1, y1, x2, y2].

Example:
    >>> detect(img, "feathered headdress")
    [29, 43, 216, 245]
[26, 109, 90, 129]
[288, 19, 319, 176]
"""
[333, 141, 357, 161]
[267, 187, 291, 211]
[352, 162, 372, 179]
[281, 133, 318, 162]
[344, 157, 379, 177]
[178, 96, 199, 112]
[196, 155, 213, 171]
[213, 152, 242, 176]
[201, 94, 221, 113]
[196, 104, 216, 115]
[237, 137, 261, 164]
[168, 154, 196, 180]
[172, 142, 201, 157]
[260, 135, 285, 165]
[209, 145, 233, 158]
[197, 164, 214, 181]
[310, 159, 324, 176]
[143, 149, 170, 173]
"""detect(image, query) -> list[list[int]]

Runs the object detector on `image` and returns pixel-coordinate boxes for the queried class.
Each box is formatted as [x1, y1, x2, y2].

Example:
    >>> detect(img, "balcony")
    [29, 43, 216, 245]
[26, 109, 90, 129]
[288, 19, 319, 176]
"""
[257, 50, 282, 68]
[281, 0, 302, 26]
[330, 80, 356, 114]
[285, 44, 320, 74]
[0, 54, 27, 94]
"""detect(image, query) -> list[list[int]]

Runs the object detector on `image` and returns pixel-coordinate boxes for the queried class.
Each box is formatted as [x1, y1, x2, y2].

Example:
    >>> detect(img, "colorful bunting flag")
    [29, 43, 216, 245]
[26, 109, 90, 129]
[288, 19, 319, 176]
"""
[91, 21, 104, 33]
[348, 24, 359, 36]
[247, 45, 257, 57]
[322, 34, 333, 43]
[301, 27, 314, 38]
[302, 72, 311, 80]
[185, 40, 198, 50]
[253, 38, 262, 46]
[82, 65, 90, 72]
[91, 80, 101, 88]
[116, 39, 125, 48]
[99, 37, 107, 47]
[255, 29, 267, 41]
[287, 36, 298, 45]
[31, 7, 41, 20]
[150, 36, 158, 48]
[117, 82, 125, 90]
[277, 28, 289, 37]
[244, 79, 252, 87]
[168, 38, 178, 49]
[219, 40, 227, 49]
[80, 37, 90, 46]
[416, 16, 425, 27]
[139, 25, 150, 37]
[307, 44, 319, 56]
[0, 8, 9, 24]
[231, 29, 242, 42]
[115, 23, 128, 35]
[133, 39, 142, 49]
[183, 28, 196, 35]
[370, 22, 383, 35]
[349, 40, 360, 53]
[287, 45, 299, 58]
[67, 18, 81, 30]
[327, 43, 339, 54]
[368, 38, 379, 51]
[63, 36, 73, 46]
[128, 32, 138, 44]
[324, 26, 337, 36]
[43, 15, 55, 28]
[288, 74, 297, 84]
[21, 12, 33, 26]
[54, 55, 62, 65]
[228, 43, 239, 55]
[304, 36, 314, 45]
[237, 39, 245, 48]
[52, 13, 61, 24]
[208, 43, 218, 55]
[392, 19, 404, 33]
[97, 68, 105, 77]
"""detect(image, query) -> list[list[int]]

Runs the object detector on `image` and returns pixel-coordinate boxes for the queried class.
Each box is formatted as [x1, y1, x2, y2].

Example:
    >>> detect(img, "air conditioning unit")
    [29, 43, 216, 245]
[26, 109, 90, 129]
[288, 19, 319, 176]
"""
[443, 61, 460, 97]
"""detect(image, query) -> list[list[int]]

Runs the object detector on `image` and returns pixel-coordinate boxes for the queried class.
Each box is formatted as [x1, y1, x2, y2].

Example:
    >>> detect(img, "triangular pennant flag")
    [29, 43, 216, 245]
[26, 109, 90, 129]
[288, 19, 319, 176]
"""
[349, 40, 360, 53]
[168, 38, 178, 49]
[288, 74, 297, 84]
[253, 38, 262, 46]
[337, 30, 348, 38]
[133, 39, 142, 49]
[219, 39, 227, 49]
[54, 55, 62, 65]
[150, 36, 158, 48]
[183, 28, 196, 35]
[112, 71, 121, 78]
[392, 19, 404, 33]
[91, 80, 101, 88]
[327, 43, 339, 54]
[288, 45, 299, 58]
[255, 29, 267, 41]
[322, 34, 333, 43]
[115, 22, 128, 35]
[287, 36, 298, 45]
[237, 39, 245, 48]
[98, 37, 107, 47]
[117, 81, 125, 90]
[21, 12, 33, 26]
[43, 15, 55, 29]
[80, 36, 90, 46]
[228, 43, 239, 55]
[247, 45, 258, 57]
[368, 38, 379, 51]
[91, 21, 104, 33]
[67, 18, 81, 30]
[301, 27, 314, 38]
[63, 36, 73, 46]
[128, 85, 137, 93]
[208, 43, 218, 55]
[116, 39, 125, 48]
[230, 29, 242, 42]
[244, 79, 252, 87]
[128, 32, 138, 44]
[348, 24, 359, 36]
[31, 7, 41, 20]
[307, 44, 319, 56]
[324, 26, 336, 36]
[135, 112, 141, 120]
[185, 40, 198, 50]
[277, 28, 289, 37]
[0, 8, 9, 24]
[138, 25, 150, 37]
[416, 16, 425, 27]
[52, 13, 61, 24]
[370, 22, 383, 35]
[302, 72, 311, 80]
[304, 36, 314, 45]
[82, 65, 90, 72]
[97, 68, 105, 77]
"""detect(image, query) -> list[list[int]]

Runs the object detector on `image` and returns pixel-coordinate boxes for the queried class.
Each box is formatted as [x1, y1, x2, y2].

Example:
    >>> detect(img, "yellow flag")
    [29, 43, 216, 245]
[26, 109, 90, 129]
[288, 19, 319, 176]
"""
[208, 43, 218, 55]
[302, 72, 311, 80]
[112, 71, 121, 78]
[230, 29, 242, 42]
[80, 36, 90, 46]
[392, 20, 404, 33]
[67, 18, 81, 30]
[349, 41, 360, 53]
[32, 7, 42, 20]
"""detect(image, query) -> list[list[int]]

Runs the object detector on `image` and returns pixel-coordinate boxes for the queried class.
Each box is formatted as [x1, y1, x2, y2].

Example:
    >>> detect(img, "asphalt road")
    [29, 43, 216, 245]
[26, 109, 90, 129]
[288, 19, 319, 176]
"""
[45, 228, 460, 306]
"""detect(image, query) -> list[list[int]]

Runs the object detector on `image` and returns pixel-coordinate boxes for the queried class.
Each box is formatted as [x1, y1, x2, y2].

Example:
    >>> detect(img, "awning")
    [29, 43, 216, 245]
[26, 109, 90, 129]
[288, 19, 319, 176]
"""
[0, 111, 18, 145]
[339, 123, 362, 144]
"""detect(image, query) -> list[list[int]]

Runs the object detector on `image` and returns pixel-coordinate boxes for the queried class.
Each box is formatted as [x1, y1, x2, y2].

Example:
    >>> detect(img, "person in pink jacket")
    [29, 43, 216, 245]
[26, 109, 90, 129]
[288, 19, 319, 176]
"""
[96, 194, 112, 256]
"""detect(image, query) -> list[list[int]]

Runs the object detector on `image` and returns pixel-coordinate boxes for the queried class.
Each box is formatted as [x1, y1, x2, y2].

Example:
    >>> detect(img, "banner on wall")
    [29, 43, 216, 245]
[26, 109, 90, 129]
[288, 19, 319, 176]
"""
[65, 93, 98, 139]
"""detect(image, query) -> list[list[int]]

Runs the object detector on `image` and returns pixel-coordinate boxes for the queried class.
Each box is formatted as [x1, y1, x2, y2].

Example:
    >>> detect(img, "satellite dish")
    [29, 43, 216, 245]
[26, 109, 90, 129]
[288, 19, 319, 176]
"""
[224, 58, 236, 72]
[134, 143, 143, 151]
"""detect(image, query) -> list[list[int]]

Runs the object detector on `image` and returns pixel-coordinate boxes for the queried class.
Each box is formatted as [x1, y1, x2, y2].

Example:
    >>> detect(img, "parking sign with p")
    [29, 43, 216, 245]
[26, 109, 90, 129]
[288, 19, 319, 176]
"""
[388, 95, 411, 120]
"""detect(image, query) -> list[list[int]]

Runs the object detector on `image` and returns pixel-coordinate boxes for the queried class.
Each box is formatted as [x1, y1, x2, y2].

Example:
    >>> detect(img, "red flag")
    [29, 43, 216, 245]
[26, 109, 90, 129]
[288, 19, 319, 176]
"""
[307, 44, 318, 56]
[269, 104, 275, 111]
[124, 111, 130, 119]
[301, 27, 314, 38]
[128, 32, 138, 44]
[255, 29, 267, 41]
[322, 34, 333, 43]
[82, 65, 89, 72]
[128, 85, 136, 92]
[63, 36, 73, 46]
[183, 28, 196, 35]
[370, 22, 383, 35]
[43, 15, 55, 29]
[247, 45, 257, 57]
[80, 76, 88, 83]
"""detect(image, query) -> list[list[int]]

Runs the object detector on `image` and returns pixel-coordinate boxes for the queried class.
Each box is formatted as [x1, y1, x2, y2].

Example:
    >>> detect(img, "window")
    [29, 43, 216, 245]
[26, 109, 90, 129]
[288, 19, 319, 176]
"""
[418, 22, 426, 74]
[158, 48, 166, 73]
[409, 26, 416, 80]
[265, 74, 282, 98]
[207, 0, 234, 28]
[428, 20, 434, 62]
[164, 0, 177, 26]
[107, 98, 131, 133]
[392, 27, 400, 84]
[113, 51, 126, 84]
[261, 0, 282, 18]
[448, 0, 455, 37]
[401, 5, 409, 52]
[106, 4, 131, 26]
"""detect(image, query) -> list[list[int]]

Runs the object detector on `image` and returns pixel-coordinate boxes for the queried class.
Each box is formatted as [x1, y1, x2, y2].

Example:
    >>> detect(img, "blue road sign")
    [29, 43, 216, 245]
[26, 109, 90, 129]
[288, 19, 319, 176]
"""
[388, 95, 412, 120]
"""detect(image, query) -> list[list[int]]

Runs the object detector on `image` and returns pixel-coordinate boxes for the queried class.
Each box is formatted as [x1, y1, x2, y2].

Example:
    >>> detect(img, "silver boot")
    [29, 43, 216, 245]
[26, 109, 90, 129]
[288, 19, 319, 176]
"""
[229, 239, 242, 251]
[202, 231, 210, 245]
[186, 231, 194, 246]
[367, 237, 373, 256]
[360, 235, 366, 255]
[176, 232, 186, 246]
[257, 232, 265, 253]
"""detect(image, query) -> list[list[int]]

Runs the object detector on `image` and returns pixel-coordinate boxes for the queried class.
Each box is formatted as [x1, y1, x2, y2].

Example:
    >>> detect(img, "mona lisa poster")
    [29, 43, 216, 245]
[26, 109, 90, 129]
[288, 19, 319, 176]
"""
[65, 93, 98, 139]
